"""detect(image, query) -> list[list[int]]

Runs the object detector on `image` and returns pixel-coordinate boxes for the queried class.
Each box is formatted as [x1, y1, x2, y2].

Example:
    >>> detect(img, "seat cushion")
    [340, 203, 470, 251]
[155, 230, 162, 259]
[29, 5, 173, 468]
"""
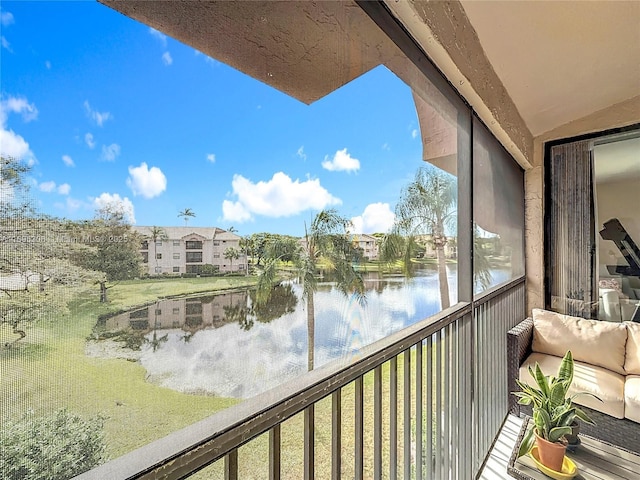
[519, 352, 625, 419]
[624, 322, 640, 375]
[532, 308, 628, 375]
[625, 376, 640, 423]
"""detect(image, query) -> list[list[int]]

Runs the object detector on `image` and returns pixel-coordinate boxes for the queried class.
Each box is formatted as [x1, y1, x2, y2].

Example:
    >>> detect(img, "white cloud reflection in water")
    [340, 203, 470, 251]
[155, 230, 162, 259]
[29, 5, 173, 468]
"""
[135, 267, 507, 399]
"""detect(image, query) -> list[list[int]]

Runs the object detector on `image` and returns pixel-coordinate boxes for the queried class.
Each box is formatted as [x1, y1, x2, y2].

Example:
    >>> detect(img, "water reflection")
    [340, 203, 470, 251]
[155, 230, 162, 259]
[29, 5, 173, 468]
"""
[97, 267, 508, 398]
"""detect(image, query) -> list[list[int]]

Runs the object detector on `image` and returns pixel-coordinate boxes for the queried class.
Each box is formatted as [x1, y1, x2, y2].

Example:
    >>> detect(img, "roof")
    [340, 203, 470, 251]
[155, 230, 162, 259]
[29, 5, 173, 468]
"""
[133, 226, 241, 241]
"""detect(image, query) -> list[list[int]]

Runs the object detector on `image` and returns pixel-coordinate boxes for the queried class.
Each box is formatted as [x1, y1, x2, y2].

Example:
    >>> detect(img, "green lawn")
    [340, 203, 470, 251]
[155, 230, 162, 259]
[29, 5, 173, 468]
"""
[0, 277, 256, 459]
[1, 275, 424, 479]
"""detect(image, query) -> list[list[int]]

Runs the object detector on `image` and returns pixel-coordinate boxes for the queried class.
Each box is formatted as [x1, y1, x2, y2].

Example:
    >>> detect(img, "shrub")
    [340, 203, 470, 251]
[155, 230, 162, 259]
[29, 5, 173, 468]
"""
[0, 408, 108, 480]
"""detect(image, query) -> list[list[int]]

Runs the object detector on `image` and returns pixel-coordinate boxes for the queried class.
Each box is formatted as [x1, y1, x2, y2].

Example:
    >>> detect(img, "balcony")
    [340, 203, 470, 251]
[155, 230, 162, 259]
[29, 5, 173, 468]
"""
[76, 278, 525, 479]
[1, 1, 634, 479]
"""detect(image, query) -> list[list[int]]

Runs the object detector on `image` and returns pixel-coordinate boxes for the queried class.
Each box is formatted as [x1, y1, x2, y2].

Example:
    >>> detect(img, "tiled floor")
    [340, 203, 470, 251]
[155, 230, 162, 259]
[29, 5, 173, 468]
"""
[478, 414, 524, 479]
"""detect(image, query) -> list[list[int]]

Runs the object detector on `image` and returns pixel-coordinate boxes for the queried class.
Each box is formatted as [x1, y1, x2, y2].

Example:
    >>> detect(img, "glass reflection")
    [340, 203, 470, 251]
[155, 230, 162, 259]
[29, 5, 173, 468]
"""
[93, 267, 509, 398]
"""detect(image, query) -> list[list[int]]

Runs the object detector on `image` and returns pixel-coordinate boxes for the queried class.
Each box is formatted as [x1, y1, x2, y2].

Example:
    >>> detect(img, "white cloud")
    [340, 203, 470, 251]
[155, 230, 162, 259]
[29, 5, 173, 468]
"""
[206, 153, 216, 163]
[1, 36, 11, 52]
[222, 172, 341, 223]
[350, 203, 395, 234]
[38, 180, 71, 196]
[148, 28, 167, 47]
[162, 51, 173, 66]
[296, 146, 307, 161]
[93, 193, 136, 224]
[83, 100, 112, 127]
[54, 196, 82, 212]
[126, 162, 167, 199]
[321, 148, 360, 172]
[62, 154, 74, 167]
[194, 50, 219, 66]
[411, 129, 419, 139]
[0, 11, 14, 26]
[65, 197, 82, 211]
[85, 132, 95, 149]
[382, 143, 390, 151]
[45, 60, 51, 70]
[0, 95, 38, 162]
[39, 181, 56, 193]
[1, 96, 38, 125]
[101, 143, 121, 162]
[0, 129, 31, 160]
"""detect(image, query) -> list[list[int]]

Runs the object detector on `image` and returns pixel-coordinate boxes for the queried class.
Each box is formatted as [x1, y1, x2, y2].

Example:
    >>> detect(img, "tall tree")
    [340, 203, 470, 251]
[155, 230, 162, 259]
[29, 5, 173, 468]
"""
[388, 166, 456, 309]
[71, 205, 142, 301]
[257, 209, 365, 370]
[178, 208, 195, 226]
[223, 246, 240, 272]
[0, 157, 101, 342]
[147, 226, 167, 271]
[383, 166, 492, 308]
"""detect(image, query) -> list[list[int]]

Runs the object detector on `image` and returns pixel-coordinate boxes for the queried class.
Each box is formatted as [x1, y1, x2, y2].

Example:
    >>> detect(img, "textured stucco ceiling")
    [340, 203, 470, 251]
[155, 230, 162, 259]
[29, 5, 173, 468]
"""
[459, 0, 640, 137]
[99, 0, 639, 167]
[99, 1, 396, 105]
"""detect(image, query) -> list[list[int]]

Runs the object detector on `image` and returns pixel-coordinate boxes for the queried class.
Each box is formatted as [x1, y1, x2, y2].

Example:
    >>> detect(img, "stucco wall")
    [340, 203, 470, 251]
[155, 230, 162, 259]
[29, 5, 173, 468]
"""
[525, 96, 640, 314]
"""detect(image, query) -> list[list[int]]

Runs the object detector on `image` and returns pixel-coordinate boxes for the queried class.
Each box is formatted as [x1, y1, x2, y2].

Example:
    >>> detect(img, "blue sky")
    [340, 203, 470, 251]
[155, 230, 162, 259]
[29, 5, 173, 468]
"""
[1, 1, 425, 237]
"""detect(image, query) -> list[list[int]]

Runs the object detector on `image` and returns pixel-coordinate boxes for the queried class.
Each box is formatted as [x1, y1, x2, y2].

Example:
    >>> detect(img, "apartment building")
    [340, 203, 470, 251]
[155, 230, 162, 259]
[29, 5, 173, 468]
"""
[105, 291, 249, 332]
[133, 226, 247, 275]
[351, 233, 380, 260]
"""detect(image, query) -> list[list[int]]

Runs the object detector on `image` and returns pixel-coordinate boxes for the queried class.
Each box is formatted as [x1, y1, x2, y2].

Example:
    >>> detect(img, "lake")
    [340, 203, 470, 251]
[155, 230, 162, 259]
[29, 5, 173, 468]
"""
[96, 266, 510, 398]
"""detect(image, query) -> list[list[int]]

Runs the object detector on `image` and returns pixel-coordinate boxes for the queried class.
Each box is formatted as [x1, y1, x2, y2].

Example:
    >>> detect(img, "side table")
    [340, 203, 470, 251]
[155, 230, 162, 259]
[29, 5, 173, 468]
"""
[507, 417, 640, 480]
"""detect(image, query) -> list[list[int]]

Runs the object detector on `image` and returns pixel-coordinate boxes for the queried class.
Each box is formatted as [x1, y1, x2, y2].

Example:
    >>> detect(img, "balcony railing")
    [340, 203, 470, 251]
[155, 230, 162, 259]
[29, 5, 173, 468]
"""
[76, 277, 525, 480]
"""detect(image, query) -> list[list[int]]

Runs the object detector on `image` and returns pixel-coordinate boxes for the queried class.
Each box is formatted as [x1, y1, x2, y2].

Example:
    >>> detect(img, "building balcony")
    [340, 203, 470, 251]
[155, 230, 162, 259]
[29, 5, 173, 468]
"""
[76, 277, 526, 479]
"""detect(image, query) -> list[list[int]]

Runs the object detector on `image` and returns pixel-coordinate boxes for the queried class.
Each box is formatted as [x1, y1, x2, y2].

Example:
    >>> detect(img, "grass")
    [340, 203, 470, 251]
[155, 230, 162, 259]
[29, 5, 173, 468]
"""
[106, 275, 259, 309]
[0, 277, 256, 460]
[1, 275, 432, 479]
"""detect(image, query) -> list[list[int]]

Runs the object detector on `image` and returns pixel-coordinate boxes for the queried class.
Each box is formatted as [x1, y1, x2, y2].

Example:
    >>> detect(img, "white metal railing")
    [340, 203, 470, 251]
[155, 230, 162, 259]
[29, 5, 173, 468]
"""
[75, 276, 525, 480]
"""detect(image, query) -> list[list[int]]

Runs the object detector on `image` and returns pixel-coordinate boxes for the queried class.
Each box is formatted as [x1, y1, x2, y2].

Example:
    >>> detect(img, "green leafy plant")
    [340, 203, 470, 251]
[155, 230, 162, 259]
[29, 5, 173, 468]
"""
[0, 408, 107, 480]
[512, 350, 601, 456]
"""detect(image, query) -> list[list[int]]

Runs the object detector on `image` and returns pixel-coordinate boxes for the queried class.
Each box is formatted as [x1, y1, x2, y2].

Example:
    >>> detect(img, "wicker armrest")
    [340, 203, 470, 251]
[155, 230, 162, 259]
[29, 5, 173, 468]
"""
[507, 317, 534, 414]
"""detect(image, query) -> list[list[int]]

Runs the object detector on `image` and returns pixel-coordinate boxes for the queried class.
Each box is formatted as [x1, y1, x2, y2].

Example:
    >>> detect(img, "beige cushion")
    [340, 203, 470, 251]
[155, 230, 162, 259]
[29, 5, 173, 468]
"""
[532, 308, 628, 375]
[519, 352, 625, 419]
[624, 322, 640, 375]
[625, 376, 640, 423]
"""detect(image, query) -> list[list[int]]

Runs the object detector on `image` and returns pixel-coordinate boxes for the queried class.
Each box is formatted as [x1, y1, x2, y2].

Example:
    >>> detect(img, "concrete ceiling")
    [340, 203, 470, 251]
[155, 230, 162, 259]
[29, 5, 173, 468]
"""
[99, 0, 639, 167]
[99, 1, 397, 105]
[459, 0, 640, 137]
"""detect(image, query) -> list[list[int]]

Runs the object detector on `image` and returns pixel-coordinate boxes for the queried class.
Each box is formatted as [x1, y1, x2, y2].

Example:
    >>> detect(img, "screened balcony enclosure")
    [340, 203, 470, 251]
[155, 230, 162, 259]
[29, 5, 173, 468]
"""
[2, 1, 638, 479]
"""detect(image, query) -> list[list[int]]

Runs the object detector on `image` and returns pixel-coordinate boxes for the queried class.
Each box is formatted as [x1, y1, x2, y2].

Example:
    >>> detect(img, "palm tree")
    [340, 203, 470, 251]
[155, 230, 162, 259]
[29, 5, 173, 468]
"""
[223, 246, 240, 272]
[147, 226, 167, 270]
[149, 226, 167, 242]
[256, 209, 365, 371]
[384, 166, 493, 308]
[178, 208, 195, 226]
[388, 165, 457, 309]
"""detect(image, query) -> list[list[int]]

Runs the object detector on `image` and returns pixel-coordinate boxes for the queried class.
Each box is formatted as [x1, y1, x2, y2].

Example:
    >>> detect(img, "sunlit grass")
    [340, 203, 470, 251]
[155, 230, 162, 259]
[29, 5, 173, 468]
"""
[107, 276, 258, 309]
[1, 276, 433, 478]
[1, 277, 257, 461]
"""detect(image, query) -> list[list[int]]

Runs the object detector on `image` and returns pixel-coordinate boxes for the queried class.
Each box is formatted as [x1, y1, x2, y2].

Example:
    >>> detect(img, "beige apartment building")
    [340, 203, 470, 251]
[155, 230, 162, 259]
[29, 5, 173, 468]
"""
[351, 233, 380, 260]
[133, 226, 247, 276]
[104, 290, 249, 332]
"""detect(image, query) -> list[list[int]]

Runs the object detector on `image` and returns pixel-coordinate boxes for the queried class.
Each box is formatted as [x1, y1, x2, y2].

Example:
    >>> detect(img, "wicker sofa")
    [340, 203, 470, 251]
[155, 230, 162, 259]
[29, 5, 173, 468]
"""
[507, 308, 640, 453]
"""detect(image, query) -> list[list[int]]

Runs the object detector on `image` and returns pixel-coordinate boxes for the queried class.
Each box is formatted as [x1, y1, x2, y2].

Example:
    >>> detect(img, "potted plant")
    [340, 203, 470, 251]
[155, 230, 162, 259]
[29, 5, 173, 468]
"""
[512, 351, 600, 472]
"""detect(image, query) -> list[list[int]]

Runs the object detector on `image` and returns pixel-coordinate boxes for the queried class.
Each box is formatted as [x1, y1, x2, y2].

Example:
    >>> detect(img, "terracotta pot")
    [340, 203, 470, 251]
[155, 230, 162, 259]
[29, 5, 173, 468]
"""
[534, 430, 566, 472]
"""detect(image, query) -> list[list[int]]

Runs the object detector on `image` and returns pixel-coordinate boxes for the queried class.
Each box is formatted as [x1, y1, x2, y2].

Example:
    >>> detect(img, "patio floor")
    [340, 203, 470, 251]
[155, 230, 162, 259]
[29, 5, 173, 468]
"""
[478, 414, 524, 479]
